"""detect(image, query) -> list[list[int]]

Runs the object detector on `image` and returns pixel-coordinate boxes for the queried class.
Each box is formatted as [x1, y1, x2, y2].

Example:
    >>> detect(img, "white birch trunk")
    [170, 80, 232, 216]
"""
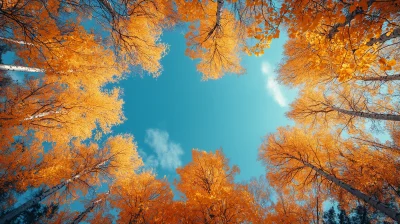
[216, 0, 224, 26]
[70, 191, 109, 224]
[0, 37, 34, 46]
[97, 0, 117, 18]
[24, 111, 61, 121]
[331, 106, 400, 121]
[0, 64, 44, 73]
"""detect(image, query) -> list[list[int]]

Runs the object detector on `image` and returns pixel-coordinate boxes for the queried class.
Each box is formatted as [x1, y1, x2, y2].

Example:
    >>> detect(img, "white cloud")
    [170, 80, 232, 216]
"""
[144, 129, 183, 170]
[261, 62, 288, 107]
[138, 148, 159, 171]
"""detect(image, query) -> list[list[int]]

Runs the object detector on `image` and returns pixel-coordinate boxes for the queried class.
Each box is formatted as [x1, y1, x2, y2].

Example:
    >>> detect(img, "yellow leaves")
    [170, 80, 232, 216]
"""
[111, 171, 173, 223]
[387, 59, 396, 66]
[106, 135, 142, 177]
[338, 63, 355, 81]
[175, 149, 258, 223]
[181, 2, 245, 79]
[378, 58, 396, 71]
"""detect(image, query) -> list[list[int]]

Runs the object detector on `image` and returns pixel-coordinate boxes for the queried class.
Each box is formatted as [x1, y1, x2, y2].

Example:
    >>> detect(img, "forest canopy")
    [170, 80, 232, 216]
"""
[0, 0, 399, 223]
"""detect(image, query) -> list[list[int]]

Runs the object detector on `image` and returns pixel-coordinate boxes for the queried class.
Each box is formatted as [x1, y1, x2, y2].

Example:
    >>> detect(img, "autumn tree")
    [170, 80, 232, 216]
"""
[0, 76, 124, 145]
[259, 126, 400, 222]
[175, 149, 259, 223]
[260, 128, 399, 221]
[244, 176, 320, 223]
[245, 176, 272, 221]
[58, 0, 176, 77]
[177, 0, 245, 79]
[0, 135, 142, 223]
[110, 171, 174, 223]
[70, 191, 112, 224]
[277, 0, 400, 83]
[287, 85, 400, 135]
[0, 0, 62, 48]
[264, 186, 318, 224]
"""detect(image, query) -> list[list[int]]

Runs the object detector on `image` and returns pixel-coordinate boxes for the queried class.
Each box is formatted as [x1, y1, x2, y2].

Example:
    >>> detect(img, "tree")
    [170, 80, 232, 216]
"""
[264, 186, 317, 224]
[177, 0, 245, 79]
[0, 77, 124, 144]
[259, 126, 400, 222]
[110, 171, 174, 223]
[0, 135, 142, 223]
[4, 201, 59, 224]
[288, 86, 400, 135]
[245, 176, 273, 221]
[70, 191, 111, 224]
[60, 0, 175, 77]
[323, 206, 337, 224]
[278, 0, 400, 82]
[0, 0, 61, 50]
[175, 149, 258, 223]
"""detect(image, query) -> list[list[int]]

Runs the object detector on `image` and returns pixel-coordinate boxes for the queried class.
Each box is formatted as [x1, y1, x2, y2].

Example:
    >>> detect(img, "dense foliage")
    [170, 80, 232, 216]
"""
[1, 0, 399, 223]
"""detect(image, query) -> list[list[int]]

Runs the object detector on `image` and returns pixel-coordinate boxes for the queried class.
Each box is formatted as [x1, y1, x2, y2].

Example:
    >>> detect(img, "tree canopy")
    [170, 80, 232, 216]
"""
[1, 0, 399, 223]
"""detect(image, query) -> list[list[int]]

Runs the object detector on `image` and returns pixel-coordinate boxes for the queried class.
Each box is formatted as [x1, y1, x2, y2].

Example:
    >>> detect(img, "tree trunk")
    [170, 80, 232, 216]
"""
[367, 28, 400, 46]
[0, 36, 34, 46]
[0, 182, 67, 224]
[0, 64, 44, 73]
[0, 160, 109, 223]
[303, 161, 400, 222]
[70, 191, 109, 224]
[24, 111, 61, 121]
[70, 199, 101, 224]
[215, 0, 224, 26]
[359, 74, 400, 81]
[205, 0, 224, 41]
[97, 0, 117, 19]
[331, 106, 400, 121]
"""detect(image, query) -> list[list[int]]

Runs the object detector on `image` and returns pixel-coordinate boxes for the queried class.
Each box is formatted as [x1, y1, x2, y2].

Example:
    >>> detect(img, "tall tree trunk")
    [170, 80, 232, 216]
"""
[24, 111, 61, 121]
[331, 106, 400, 121]
[359, 74, 400, 81]
[205, 0, 224, 41]
[0, 36, 34, 46]
[0, 181, 67, 224]
[0, 160, 109, 223]
[303, 161, 400, 222]
[0, 64, 44, 73]
[70, 199, 101, 224]
[215, 0, 224, 26]
[97, 0, 117, 19]
[70, 191, 109, 224]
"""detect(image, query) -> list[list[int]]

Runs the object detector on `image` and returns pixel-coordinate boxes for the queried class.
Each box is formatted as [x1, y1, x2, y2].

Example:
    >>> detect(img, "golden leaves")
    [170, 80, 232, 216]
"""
[175, 149, 258, 223]
[181, 4, 245, 80]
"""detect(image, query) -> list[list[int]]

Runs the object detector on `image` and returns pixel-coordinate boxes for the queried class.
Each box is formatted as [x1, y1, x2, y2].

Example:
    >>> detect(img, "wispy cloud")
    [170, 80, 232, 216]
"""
[261, 62, 287, 107]
[144, 129, 183, 170]
[138, 148, 159, 171]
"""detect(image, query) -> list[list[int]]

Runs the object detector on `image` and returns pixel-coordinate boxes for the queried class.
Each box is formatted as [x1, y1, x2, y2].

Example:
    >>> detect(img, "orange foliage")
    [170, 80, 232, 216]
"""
[175, 149, 258, 223]
[111, 172, 174, 223]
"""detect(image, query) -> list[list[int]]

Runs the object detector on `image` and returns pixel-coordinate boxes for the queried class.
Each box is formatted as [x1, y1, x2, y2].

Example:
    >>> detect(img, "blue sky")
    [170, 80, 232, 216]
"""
[111, 28, 297, 189]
